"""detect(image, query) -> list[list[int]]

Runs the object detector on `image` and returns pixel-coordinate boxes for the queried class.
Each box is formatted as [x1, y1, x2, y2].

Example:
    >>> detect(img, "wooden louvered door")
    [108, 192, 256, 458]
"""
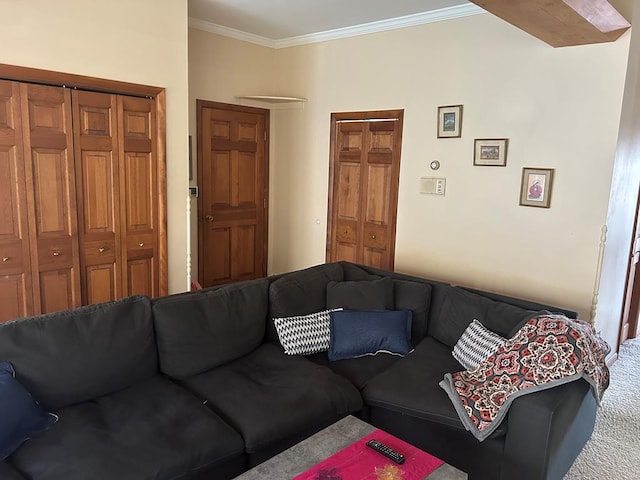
[327, 110, 403, 270]
[0, 81, 33, 321]
[73, 91, 159, 302]
[197, 100, 268, 287]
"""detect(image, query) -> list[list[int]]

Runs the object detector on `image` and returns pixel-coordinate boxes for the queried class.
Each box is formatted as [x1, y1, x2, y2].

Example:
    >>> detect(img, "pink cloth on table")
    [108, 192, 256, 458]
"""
[293, 429, 443, 480]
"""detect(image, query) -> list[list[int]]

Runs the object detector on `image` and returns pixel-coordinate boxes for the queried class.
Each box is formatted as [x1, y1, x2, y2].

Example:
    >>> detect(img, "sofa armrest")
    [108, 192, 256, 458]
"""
[501, 379, 597, 480]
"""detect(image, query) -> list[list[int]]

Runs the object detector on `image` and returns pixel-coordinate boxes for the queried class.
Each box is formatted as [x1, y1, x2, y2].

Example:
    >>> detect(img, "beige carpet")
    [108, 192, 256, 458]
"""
[564, 336, 640, 480]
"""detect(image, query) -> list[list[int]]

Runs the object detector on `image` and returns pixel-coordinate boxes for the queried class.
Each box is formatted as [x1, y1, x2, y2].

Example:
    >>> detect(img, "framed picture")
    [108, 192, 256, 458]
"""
[519, 168, 555, 208]
[473, 138, 508, 166]
[437, 105, 463, 138]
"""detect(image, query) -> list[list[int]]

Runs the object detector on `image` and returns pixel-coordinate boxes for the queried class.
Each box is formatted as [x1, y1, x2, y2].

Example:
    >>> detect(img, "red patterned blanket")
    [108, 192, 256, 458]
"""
[439, 314, 610, 441]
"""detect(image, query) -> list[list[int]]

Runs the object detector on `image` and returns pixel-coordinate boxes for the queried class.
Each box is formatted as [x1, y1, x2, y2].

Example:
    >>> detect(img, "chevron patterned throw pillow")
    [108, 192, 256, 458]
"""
[452, 319, 506, 370]
[274, 309, 342, 355]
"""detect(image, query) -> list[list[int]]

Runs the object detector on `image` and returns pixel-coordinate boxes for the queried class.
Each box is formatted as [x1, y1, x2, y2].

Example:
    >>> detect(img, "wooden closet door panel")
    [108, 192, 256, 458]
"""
[326, 111, 403, 271]
[20, 84, 80, 314]
[361, 121, 397, 270]
[72, 90, 121, 304]
[330, 122, 365, 264]
[118, 96, 158, 297]
[0, 80, 33, 321]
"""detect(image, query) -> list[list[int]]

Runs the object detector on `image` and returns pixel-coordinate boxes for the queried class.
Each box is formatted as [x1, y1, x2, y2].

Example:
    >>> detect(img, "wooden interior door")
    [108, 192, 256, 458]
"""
[197, 100, 268, 287]
[118, 96, 159, 297]
[21, 83, 81, 314]
[327, 110, 403, 270]
[0, 80, 33, 321]
[620, 189, 640, 346]
[72, 90, 122, 304]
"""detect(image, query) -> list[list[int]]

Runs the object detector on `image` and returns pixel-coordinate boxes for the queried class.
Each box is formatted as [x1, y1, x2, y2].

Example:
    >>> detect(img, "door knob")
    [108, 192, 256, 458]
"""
[371, 235, 377, 240]
[98, 247, 105, 253]
[205, 215, 214, 222]
[2, 257, 8, 262]
[139, 242, 144, 247]
[52, 251, 60, 257]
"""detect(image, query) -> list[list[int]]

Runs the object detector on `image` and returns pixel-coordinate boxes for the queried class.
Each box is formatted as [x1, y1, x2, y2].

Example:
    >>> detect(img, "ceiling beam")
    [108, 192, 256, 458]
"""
[469, 0, 631, 47]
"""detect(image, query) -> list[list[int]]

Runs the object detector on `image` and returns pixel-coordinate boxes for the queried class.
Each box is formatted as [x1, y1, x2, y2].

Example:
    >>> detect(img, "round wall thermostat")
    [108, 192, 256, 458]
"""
[430, 160, 440, 170]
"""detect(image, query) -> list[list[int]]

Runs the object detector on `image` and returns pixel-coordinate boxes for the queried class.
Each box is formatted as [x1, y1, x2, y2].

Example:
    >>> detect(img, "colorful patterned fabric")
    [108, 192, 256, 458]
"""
[440, 314, 610, 441]
[294, 429, 443, 480]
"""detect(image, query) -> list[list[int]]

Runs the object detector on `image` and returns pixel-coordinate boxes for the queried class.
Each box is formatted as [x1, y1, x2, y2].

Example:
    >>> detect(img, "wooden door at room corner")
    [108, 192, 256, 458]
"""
[197, 100, 268, 287]
[326, 110, 404, 270]
[619, 186, 640, 346]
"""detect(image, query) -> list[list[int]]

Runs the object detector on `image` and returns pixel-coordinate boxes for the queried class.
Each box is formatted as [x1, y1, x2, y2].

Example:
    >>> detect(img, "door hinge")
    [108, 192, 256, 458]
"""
[264, 130, 267, 141]
[264, 198, 267, 209]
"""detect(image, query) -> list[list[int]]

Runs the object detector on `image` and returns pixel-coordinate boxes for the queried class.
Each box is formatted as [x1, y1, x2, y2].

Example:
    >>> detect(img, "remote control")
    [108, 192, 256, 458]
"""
[366, 439, 405, 464]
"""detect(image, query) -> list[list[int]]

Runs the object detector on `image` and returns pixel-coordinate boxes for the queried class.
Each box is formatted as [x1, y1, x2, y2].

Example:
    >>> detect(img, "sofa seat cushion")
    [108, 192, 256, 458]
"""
[180, 343, 362, 453]
[0, 462, 26, 480]
[362, 337, 506, 436]
[9, 375, 244, 480]
[306, 352, 400, 390]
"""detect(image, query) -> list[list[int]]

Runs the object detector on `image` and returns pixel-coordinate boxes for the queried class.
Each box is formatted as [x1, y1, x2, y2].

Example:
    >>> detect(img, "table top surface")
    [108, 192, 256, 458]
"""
[233, 415, 467, 480]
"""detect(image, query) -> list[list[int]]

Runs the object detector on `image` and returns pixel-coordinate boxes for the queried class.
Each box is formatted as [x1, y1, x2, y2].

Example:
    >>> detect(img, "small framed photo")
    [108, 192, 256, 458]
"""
[474, 138, 508, 166]
[519, 168, 555, 208]
[437, 105, 463, 138]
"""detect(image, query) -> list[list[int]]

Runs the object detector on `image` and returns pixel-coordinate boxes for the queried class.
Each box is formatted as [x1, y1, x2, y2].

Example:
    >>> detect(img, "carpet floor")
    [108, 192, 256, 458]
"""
[563, 336, 640, 480]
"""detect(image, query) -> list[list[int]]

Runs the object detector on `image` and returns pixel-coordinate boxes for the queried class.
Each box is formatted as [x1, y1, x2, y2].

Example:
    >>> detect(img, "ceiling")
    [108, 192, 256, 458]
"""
[188, 0, 472, 40]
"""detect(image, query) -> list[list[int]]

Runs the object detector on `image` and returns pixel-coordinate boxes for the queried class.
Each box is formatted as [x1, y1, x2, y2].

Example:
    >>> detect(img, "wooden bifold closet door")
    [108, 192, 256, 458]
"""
[73, 91, 159, 305]
[0, 77, 162, 323]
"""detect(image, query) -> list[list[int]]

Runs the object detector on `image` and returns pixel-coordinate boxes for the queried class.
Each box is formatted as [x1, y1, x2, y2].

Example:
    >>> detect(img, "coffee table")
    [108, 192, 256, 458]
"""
[233, 416, 467, 479]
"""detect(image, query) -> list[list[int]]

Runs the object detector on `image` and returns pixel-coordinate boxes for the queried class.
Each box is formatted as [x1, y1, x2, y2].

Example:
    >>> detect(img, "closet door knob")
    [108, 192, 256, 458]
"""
[52, 251, 60, 257]
[139, 242, 144, 247]
[371, 235, 377, 240]
[2, 257, 8, 262]
[205, 215, 214, 222]
[98, 247, 105, 253]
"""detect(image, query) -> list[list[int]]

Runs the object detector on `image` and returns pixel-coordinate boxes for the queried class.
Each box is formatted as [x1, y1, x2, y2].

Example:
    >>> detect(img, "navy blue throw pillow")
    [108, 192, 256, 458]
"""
[0, 362, 57, 460]
[328, 310, 413, 361]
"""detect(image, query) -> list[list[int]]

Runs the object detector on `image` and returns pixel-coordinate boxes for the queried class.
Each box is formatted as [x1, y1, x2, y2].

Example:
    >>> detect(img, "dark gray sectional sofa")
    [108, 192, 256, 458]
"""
[0, 262, 597, 480]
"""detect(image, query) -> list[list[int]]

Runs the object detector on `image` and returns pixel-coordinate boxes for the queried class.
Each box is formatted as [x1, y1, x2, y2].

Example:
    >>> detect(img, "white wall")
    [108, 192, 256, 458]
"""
[187, 12, 631, 325]
[270, 13, 630, 321]
[596, 0, 640, 354]
[188, 29, 276, 276]
[0, 0, 190, 293]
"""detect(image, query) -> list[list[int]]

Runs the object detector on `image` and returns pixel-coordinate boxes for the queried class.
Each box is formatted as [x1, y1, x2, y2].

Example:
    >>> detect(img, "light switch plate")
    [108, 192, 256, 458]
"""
[420, 177, 446, 196]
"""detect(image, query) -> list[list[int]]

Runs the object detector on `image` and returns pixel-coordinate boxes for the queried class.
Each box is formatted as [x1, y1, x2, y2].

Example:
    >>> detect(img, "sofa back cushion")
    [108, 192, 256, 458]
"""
[153, 279, 269, 379]
[393, 280, 432, 345]
[428, 286, 534, 347]
[326, 277, 394, 310]
[0, 295, 156, 410]
[267, 263, 344, 342]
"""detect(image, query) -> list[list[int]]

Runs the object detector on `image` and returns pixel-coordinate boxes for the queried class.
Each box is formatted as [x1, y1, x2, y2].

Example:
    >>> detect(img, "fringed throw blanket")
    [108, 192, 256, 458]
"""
[439, 314, 610, 441]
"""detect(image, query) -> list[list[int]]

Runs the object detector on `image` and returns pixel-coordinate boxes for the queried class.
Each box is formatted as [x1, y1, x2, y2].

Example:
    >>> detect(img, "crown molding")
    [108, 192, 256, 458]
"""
[188, 17, 277, 48]
[189, 4, 486, 49]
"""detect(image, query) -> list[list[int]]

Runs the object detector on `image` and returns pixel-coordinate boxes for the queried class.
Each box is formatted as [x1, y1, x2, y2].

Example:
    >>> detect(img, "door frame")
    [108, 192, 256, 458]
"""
[619, 184, 640, 347]
[326, 109, 403, 269]
[196, 100, 270, 284]
[0, 62, 168, 297]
